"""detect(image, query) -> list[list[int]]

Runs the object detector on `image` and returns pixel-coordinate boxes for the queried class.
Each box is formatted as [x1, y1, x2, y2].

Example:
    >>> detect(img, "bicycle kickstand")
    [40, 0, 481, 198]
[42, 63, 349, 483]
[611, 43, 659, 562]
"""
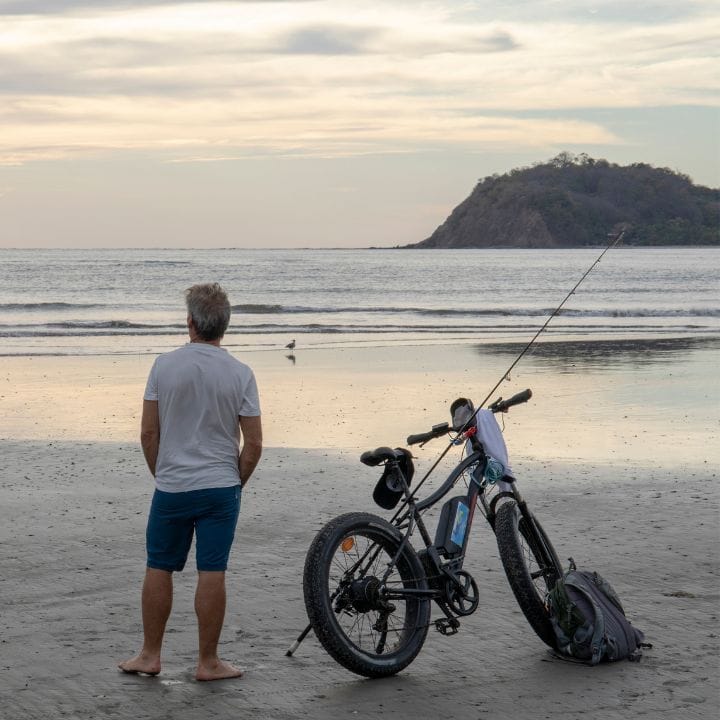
[286, 622, 313, 657]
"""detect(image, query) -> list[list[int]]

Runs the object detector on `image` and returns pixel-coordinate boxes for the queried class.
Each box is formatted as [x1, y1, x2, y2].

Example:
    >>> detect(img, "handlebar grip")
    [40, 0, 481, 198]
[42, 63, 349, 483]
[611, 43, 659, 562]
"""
[406, 431, 434, 446]
[507, 388, 532, 406]
[407, 422, 450, 446]
[491, 388, 532, 413]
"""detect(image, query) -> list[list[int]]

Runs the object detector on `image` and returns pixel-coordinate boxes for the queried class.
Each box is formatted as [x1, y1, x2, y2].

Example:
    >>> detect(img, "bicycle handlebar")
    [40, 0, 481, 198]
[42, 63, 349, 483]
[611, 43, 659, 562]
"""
[406, 389, 533, 446]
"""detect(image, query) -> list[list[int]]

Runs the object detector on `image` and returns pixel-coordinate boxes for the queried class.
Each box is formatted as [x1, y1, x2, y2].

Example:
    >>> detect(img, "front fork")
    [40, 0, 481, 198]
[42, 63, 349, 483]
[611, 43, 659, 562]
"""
[486, 476, 526, 529]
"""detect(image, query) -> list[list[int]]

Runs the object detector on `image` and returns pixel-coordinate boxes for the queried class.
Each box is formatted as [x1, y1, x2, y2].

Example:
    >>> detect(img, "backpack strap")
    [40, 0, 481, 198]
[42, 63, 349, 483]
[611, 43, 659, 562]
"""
[629, 642, 654, 662]
[563, 577, 606, 665]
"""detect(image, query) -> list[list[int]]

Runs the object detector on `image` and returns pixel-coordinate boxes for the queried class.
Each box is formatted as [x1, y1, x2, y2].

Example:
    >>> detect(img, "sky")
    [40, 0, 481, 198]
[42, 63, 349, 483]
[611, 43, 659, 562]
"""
[0, 0, 718, 248]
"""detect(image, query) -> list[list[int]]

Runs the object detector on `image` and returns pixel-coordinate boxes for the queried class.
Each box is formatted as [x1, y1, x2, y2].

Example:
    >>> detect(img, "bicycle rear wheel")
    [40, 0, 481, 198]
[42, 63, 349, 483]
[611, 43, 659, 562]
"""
[303, 511, 430, 677]
[495, 499, 563, 647]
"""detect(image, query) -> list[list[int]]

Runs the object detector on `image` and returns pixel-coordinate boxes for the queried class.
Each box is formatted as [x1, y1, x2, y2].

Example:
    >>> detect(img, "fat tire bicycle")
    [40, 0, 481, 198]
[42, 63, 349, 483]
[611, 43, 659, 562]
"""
[300, 389, 564, 677]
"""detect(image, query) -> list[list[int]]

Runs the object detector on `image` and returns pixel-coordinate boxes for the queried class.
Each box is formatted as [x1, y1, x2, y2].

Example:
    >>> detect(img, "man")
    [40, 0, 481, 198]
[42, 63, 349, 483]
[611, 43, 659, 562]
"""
[119, 283, 262, 681]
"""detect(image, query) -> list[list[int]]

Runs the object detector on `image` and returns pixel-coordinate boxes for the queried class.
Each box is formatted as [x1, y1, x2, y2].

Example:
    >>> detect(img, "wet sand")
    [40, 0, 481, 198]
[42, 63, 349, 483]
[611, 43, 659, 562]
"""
[1, 341, 718, 719]
[1, 441, 718, 720]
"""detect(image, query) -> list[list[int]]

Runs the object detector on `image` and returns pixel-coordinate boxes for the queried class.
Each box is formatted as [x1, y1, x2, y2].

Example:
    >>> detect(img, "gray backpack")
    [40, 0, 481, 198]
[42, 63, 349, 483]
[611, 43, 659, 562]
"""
[547, 560, 649, 665]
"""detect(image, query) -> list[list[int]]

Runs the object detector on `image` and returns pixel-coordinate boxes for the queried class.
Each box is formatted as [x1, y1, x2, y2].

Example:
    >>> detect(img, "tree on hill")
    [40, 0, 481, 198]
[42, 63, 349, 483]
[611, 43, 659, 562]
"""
[408, 153, 719, 248]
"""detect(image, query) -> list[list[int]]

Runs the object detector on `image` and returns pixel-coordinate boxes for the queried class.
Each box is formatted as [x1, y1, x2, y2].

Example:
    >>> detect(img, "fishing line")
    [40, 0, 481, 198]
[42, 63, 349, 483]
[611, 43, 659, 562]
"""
[400, 228, 627, 507]
[476, 229, 626, 409]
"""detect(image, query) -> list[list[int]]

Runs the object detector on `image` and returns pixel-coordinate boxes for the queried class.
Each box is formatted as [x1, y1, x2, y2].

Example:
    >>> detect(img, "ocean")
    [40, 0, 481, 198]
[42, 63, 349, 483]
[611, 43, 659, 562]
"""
[0, 247, 718, 357]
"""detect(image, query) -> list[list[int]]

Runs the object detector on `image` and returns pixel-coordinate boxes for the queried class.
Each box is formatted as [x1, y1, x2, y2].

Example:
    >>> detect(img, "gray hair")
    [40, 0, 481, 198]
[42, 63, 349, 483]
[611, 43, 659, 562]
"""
[185, 283, 231, 341]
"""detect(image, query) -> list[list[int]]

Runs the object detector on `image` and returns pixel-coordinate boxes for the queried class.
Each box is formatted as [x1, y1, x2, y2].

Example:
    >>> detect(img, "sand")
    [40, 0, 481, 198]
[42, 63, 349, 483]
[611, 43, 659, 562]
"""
[1, 341, 718, 719]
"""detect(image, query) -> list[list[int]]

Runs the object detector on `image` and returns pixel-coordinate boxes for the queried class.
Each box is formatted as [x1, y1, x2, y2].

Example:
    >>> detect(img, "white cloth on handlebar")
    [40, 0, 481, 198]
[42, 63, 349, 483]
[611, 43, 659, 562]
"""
[475, 409, 513, 478]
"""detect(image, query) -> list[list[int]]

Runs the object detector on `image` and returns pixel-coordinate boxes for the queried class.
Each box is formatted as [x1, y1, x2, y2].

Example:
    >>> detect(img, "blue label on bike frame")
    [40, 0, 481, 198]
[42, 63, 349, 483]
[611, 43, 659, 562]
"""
[451, 501, 469, 546]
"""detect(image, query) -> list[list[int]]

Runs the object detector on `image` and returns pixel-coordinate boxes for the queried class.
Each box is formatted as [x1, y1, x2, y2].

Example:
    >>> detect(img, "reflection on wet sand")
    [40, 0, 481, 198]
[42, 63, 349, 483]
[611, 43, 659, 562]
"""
[477, 336, 720, 372]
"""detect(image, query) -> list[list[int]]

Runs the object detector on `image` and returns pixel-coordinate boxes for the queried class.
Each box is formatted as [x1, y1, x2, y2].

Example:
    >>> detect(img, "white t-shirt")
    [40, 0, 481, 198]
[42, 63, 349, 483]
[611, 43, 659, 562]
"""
[144, 343, 261, 492]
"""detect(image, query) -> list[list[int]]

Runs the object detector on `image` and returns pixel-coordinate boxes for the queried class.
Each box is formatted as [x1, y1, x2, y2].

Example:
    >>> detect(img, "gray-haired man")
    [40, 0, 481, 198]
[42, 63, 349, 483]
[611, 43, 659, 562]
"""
[119, 283, 263, 681]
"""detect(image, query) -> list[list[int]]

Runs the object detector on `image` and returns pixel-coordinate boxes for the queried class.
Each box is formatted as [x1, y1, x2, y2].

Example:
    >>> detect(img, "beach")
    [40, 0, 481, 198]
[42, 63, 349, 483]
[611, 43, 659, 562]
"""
[1, 340, 718, 719]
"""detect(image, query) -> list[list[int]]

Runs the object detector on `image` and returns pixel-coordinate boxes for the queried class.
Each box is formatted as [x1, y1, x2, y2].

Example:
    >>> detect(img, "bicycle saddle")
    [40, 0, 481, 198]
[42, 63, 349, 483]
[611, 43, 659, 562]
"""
[359, 448, 415, 510]
[360, 447, 404, 466]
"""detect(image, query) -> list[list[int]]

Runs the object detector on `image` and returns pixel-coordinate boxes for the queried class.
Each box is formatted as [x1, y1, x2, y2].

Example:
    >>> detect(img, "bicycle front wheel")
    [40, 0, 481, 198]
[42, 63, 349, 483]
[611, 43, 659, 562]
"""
[303, 512, 430, 677]
[495, 499, 563, 647]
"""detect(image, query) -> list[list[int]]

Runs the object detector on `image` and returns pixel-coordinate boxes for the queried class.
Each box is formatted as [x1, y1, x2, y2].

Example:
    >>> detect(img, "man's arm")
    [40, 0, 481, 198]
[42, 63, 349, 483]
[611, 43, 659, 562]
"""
[238, 415, 263, 487]
[140, 399, 160, 477]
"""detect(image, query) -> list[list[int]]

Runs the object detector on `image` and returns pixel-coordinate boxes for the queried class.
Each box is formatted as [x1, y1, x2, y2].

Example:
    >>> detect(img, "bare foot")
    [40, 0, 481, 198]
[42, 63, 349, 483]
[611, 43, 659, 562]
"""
[195, 659, 244, 681]
[118, 652, 161, 676]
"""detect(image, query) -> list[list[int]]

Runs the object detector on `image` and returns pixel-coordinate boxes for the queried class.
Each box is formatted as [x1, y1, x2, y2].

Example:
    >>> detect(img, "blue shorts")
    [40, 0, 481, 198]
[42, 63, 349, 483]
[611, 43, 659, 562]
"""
[146, 485, 241, 572]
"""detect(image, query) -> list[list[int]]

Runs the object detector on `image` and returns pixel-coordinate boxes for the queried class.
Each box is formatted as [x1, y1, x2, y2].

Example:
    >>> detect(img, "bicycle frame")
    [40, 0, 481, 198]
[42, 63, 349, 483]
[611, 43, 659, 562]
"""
[375, 437, 526, 622]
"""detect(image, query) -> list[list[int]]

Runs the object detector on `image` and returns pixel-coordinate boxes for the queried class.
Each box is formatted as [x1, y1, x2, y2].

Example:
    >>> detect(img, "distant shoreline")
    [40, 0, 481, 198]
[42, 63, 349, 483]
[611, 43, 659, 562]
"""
[373, 243, 720, 250]
[2, 244, 720, 251]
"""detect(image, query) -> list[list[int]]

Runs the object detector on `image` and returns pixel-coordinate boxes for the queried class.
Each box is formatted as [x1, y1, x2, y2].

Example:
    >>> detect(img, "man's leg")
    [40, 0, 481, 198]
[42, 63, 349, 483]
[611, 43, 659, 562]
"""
[194, 570, 243, 680]
[118, 568, 173, 675]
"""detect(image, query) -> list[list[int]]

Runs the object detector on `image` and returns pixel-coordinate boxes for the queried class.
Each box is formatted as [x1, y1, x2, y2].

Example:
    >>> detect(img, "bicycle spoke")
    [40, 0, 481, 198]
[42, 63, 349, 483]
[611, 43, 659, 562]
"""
[326, 530, 416, 656]
[305, 512, 431, 676]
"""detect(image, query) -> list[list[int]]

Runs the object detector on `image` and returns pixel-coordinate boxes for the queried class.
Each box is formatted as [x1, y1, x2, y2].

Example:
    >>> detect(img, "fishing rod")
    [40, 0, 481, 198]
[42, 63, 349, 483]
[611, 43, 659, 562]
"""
[397, 227, 627, 506]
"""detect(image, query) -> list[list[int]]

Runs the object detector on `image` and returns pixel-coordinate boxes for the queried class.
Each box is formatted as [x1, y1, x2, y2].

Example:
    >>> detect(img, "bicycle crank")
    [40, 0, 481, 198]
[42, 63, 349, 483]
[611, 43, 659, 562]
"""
[444, 570, 480, 616]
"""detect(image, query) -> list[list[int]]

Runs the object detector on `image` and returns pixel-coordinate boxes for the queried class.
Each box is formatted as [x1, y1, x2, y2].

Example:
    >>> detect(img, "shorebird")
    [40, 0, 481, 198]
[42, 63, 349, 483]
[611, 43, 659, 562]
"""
[285, 339, 296, 351]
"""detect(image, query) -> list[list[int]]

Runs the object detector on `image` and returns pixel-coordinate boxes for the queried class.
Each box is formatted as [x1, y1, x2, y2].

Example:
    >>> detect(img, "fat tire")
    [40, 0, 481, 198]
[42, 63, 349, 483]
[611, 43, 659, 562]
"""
[495, 500, 562, 647]
[303, 511, 430, 677]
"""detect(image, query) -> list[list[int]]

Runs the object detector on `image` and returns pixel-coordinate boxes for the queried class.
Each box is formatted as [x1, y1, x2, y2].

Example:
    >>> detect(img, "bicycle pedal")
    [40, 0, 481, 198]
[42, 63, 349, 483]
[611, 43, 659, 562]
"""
[434, 618, 460, 636]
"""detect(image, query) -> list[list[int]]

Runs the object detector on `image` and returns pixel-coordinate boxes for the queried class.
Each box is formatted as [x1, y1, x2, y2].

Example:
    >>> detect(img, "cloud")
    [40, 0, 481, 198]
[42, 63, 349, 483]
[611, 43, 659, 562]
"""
[0, 1, 717, 165]
[278, 25, 380, 55]
[0, 0, 297, 15]
[448, 0, 717, 25]
[270, 23, 519, 57]
[466, 30, 518, 53]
